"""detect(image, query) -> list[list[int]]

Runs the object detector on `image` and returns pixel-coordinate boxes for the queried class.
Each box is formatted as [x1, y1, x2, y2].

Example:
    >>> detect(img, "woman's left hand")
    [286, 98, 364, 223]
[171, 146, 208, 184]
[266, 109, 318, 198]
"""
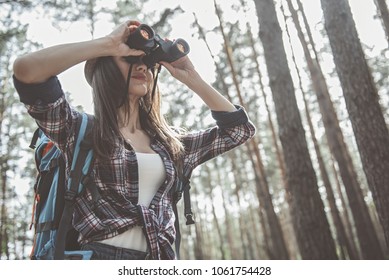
[160, 55, 199, 86]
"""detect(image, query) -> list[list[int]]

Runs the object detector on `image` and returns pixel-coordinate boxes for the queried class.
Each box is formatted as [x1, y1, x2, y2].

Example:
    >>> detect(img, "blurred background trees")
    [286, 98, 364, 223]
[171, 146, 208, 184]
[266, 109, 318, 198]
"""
[0, 0, 388, 259]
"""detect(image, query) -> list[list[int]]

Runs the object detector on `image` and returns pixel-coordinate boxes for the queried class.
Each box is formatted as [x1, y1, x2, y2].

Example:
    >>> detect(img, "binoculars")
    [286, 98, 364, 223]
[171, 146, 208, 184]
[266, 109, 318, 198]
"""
[125, 24, 190, 68]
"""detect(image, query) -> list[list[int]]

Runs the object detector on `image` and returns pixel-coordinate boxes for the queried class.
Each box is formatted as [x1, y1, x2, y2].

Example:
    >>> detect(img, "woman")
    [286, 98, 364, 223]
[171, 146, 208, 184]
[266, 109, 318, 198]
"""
[13, 20, 256, 260]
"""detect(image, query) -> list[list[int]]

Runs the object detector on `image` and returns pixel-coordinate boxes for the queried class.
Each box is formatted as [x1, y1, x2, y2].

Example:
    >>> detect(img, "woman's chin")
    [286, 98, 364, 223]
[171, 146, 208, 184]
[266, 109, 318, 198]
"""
[128, 86, 149, 97]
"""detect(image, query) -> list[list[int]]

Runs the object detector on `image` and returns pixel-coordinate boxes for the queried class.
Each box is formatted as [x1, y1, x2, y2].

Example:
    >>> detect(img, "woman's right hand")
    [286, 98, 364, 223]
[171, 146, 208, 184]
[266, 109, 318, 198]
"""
[13, 19, 145, 84]
[106, 20, 145, 57]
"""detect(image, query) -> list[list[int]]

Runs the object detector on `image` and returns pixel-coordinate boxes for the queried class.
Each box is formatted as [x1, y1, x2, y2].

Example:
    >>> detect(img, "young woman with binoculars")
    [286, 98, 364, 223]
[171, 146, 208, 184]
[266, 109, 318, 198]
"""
[13, 20, 255, 260]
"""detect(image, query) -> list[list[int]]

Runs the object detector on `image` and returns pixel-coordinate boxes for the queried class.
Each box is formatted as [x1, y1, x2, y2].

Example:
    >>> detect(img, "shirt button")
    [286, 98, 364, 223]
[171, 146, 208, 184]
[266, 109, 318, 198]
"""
[150, 204, 155, 209]
[163, 157, 167, 160]
[164, 180, 168, 184]
[146, 223, 152, 227]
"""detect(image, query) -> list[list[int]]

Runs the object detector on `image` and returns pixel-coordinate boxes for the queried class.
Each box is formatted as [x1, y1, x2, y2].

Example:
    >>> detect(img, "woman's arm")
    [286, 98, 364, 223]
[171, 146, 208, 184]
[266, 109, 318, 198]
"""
[13, 20, 144, 84]
[160, 56, 237, 112]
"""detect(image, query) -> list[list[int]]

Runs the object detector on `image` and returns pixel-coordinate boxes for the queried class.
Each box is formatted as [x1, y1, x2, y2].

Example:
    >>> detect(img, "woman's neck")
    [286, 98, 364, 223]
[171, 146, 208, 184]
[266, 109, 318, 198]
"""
[118, 99, 142, 133]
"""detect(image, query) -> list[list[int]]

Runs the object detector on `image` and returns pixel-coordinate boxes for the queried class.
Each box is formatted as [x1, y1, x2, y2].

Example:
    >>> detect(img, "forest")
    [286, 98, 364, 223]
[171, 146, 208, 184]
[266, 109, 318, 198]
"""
[1, 0, 389, 260]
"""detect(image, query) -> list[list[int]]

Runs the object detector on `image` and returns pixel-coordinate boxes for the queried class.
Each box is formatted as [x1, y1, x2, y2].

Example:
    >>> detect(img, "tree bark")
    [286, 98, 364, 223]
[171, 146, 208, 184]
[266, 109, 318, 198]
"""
[281, 1, 357, 259]
[254, 0, 338, 259]
[330, 156, 360, 257]
[287, 0, 384, 259]
[321, 0, 389, 256]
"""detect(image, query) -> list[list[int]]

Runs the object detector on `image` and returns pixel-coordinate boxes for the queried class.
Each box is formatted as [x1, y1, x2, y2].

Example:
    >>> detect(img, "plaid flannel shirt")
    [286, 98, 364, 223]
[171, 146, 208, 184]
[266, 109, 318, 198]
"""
[14, 76, 256, 259]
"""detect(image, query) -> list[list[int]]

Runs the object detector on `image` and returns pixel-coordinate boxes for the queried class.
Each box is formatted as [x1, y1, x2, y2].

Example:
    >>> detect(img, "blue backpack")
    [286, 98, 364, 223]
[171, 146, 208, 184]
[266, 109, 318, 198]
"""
[29, 113, 94, 260]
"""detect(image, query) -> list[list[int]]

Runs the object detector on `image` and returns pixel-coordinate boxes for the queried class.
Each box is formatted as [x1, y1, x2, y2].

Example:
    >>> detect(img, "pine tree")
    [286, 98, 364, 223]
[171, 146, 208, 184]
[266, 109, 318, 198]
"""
[254, 0, 338, 259]
[321, 0, 389, 257]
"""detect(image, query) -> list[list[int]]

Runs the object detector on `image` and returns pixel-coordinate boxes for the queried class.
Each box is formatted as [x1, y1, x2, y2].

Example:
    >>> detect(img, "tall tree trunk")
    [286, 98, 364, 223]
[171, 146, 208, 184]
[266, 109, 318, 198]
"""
[0, 85, 14, 260]
[248, 203, 268, 259]
[321, 0, 389, 255]
[0, 38, 8, 258]
[281, 1, 358, 259]
[374, 0, 389, 47]
[0, 169, 7, 258]
[180, 224, 191, 259]
[240, 0, 288, 191]
[214, 0, 290, 259]
[87, 0, 97, 37]
[216, 167, 239, 259]
[330, 156, 360, 253]
[288, 0, 383, 259]
[194, 14, 271, 257]
[254, 0, 338, 259]
[203, 164, 226, 260]
[229, 153, 257, 259]
[20, 205, 30, 259]
[193, 12, 282, 259]
[243, 217, 257, 259]
[247, 155, 274, 259]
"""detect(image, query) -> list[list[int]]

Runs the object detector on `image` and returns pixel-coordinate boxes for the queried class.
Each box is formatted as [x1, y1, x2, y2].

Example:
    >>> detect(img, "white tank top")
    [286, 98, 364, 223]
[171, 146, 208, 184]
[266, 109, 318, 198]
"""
[98, 152, 166, 252]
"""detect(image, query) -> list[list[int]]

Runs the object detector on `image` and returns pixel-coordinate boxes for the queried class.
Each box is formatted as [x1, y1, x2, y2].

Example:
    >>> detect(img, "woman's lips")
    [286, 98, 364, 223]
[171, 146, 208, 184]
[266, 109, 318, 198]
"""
[132, 75, 147, 81]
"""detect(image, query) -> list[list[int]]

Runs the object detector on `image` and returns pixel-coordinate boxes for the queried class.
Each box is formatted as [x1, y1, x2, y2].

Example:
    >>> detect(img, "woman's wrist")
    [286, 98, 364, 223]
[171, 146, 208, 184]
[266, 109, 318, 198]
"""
[183, 71, 203, 91]
[93, 36, 117, 57]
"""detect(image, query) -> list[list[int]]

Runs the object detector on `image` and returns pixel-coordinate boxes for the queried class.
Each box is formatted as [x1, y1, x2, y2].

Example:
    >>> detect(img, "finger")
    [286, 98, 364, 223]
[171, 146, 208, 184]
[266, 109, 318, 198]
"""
[129, 49, 146, 56]
[169, 56, 186, 66]
[129, 25, 138, 32]
[126, 20, 141, 27]
[160, 61, 174, 73]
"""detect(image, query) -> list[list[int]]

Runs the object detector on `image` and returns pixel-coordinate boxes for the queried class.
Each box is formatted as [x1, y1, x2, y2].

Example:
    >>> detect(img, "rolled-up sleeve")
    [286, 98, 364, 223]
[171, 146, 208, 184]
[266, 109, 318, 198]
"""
[182, 105, 256, 175]
[13, 75, 77, 150]
[211, 105, 251, 128]
[13, 75, 64, 105]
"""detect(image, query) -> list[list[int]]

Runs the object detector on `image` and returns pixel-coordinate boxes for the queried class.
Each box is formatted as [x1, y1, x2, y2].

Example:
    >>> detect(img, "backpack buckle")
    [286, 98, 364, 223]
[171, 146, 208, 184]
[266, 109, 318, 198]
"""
[174, 190, 182, 203]
[64, 190, 77, 201]
[185, 213, 195, 225]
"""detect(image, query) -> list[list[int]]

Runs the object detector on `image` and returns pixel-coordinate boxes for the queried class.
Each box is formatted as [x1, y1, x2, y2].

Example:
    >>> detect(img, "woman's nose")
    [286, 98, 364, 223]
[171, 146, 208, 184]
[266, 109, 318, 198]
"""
[136, 63, 147, 72]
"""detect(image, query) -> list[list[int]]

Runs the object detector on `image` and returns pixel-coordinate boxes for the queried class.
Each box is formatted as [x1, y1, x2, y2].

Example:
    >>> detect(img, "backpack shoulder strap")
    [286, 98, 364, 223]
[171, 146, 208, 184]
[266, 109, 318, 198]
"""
[29, 128, 41, 149]
[173, 161, 195, 260]
[54, 113, 94, 260]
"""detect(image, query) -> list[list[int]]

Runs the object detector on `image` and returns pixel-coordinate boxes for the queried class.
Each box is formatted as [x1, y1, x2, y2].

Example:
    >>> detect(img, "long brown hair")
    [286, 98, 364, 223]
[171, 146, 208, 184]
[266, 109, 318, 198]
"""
[90, 56, 185, 162]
